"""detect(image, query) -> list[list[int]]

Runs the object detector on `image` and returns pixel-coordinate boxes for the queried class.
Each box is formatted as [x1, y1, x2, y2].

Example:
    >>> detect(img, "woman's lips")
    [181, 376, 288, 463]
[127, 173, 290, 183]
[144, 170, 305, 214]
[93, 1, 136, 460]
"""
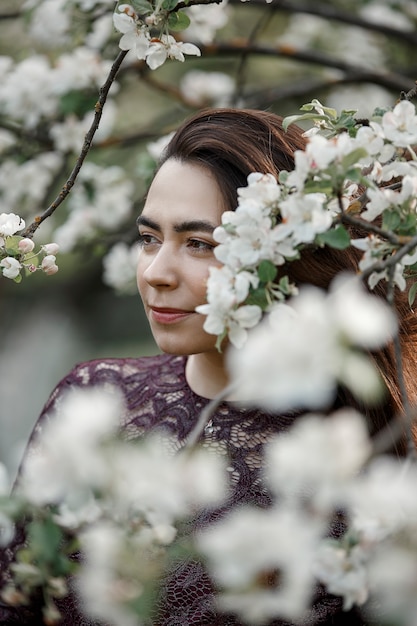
[149, 307, 193, 324]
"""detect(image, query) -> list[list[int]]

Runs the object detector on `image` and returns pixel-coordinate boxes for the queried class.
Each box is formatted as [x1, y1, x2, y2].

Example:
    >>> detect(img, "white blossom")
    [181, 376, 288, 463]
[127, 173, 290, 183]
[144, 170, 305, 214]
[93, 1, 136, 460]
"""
[0, 213, 25, 236]
[0, 257, 22, 280]
[146, 35, 201, 70]
[381, 100, 417, 148]
[196, 265, 261, 348]
[279, 192, 334, 245]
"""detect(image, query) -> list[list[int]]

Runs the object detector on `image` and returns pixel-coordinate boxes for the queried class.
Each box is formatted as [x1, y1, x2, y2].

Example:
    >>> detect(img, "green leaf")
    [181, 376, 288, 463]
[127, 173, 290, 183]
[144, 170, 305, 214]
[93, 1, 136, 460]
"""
[340, 148, 368, 170]
[162, 0, 179, 9]
[257, 259, 277, 283]
[167, 10, 191, 31]
[316, 225, 351, 249]
[283, 113, 326, 132]
[278, 274, 291, 295]
[28, 517, 63, 564]
[300, 99, 338, 119]
[408, 281, 417, 307]
[382, 209, 401, 232]
[4, 235, 22, 256]
[245, 288, 269, 309]
[131, 0, 154, 14]
[398, 212, 417, 236]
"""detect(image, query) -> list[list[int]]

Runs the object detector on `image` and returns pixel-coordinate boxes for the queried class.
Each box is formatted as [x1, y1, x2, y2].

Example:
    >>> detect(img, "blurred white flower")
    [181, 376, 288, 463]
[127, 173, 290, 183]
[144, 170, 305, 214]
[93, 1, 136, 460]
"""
[180, 71, 235, 106]
[106, 436, 227, 527]
[185, 1, 229, 43]
[19, 386, 125, 505]
[27, 0, 70, 47]
[264, 410, 371, 508]
[198, 505, 322, 623]
[77, 522, 145, 626]
[350, 456, 417, 543]
[0, 153, 63, 215]
[147, 131, 175, 161]
[227, 275, 396, 411]
[314, 542, 369, 610]
[54, 163, 134, 252]
[367, 544, 417, 625]
[102, 242, 139, 295]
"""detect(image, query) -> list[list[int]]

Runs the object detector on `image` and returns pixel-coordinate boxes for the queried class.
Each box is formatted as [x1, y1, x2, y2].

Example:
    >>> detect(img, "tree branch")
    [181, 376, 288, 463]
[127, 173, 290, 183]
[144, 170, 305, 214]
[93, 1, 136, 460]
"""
[195, 39, 414, 93]
[228, 0, 417, 47]
[22, 49, 128, 239]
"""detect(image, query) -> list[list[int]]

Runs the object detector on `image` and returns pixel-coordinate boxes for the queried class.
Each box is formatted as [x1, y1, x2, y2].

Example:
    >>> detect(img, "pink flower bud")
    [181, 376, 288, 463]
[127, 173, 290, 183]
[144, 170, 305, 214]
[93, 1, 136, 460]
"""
[43, 263, 59, 276]
[18, 238, 35, 254]
[42, 242, 59, 255]
[41, 254, 59, 275]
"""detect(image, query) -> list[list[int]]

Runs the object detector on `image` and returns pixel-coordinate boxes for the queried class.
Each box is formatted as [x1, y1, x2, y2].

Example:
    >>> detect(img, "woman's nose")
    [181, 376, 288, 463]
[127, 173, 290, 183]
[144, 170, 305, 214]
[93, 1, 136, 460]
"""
[142, 245, 179, 289]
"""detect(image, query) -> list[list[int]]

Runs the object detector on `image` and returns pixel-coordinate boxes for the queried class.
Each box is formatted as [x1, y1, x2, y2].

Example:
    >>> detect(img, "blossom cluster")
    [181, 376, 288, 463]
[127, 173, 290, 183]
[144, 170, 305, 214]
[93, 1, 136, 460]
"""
[0, 213, 59, 282]
[197, 409, 417, 625]
[113, 4, 201, 71]
[1, 387, 227, 624]
[197, 99, 417, 350]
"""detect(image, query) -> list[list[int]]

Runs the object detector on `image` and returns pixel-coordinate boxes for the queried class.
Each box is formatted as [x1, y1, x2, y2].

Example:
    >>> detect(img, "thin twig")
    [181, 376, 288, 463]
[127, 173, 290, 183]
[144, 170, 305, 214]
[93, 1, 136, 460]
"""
[360, 233, 417, 282]
[339, 212, 402, 246]
[22, 49, 128, 239]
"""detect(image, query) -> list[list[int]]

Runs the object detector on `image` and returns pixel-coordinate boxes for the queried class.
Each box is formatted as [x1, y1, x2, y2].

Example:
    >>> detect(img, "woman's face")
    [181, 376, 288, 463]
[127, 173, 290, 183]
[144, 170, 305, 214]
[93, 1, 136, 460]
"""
[137, 158, 224, 356]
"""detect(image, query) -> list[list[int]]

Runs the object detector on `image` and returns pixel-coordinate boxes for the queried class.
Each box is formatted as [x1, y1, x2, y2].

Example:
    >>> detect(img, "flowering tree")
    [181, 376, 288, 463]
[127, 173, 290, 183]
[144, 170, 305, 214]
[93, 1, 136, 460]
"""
[1, 1, 417, 625]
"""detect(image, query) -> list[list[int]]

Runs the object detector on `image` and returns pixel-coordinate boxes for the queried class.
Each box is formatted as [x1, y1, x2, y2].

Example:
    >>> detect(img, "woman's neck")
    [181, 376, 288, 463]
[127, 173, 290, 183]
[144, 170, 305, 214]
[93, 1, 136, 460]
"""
[185, 351, 232, 400]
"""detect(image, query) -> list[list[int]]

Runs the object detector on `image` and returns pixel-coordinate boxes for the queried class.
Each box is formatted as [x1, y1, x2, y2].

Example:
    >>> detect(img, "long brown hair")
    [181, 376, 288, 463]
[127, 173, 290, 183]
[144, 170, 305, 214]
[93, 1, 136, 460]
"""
[161, 107, 417, 454]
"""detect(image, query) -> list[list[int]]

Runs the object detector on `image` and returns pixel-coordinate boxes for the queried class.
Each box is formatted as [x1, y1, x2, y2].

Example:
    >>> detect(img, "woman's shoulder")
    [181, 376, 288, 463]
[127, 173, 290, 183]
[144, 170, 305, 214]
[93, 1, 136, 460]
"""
[63, 352, 185, 387]
[37, 353, 187, 426]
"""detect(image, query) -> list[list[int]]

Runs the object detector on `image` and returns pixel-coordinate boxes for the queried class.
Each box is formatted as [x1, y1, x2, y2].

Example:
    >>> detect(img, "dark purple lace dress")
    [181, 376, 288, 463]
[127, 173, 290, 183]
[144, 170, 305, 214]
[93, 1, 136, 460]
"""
[0, 354, 366, 625]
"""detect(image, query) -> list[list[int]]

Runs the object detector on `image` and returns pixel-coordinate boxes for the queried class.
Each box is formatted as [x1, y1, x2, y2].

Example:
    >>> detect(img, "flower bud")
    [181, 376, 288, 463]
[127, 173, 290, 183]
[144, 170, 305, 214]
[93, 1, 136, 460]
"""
[42, 242, 59, 255]
[18, 238, 35, 254]
[41, 255, 59, 275]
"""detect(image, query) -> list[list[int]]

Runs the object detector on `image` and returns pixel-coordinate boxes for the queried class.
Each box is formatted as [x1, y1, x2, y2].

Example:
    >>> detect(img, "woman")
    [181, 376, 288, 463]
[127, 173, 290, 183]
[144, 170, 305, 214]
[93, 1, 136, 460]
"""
[0, 108, 414, 625]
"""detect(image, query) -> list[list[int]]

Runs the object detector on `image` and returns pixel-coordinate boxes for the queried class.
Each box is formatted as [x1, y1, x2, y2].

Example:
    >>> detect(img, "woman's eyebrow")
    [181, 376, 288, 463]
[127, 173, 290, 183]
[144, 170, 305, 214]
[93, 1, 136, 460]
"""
[137, 215, 217, 233]
[174, 219, 216, 234]
[136, 215, 160, 231]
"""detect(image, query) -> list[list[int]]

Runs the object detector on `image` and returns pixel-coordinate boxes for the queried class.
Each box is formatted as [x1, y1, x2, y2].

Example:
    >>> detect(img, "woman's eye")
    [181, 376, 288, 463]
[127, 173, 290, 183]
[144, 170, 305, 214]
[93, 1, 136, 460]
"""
[138, 233, 159, 247]
[188, 239, 215, 252]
